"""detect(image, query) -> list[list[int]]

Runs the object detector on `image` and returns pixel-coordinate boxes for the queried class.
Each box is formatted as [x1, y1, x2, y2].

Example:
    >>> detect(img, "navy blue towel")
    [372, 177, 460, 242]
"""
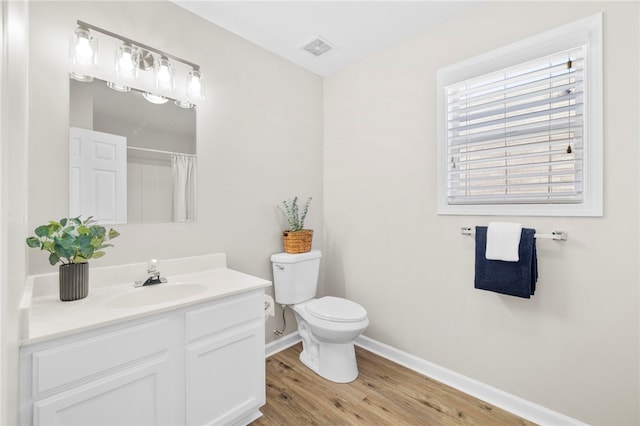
[474, 226, 538, 298]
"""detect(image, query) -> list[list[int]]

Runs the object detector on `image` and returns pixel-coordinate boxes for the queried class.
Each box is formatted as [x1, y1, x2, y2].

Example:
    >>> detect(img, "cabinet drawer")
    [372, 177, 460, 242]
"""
[32, 318, 170, 396]
[186, 291, 262, 342]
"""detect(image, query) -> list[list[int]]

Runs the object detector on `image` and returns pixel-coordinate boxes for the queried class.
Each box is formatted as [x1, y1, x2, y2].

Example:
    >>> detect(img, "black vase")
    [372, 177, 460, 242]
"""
[59, 263, 89, 301]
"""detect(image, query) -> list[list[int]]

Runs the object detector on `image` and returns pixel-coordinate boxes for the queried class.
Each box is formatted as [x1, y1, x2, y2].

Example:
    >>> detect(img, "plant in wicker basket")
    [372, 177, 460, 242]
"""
[280, 197, 313, 254]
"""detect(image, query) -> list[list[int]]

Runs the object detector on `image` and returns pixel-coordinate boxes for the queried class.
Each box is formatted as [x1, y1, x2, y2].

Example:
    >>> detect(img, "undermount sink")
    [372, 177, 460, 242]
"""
[105, 283, 208, 308]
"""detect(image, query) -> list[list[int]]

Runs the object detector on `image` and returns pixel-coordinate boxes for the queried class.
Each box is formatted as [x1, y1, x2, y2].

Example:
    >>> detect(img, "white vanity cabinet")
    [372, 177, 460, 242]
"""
[20, 289, 265, 426]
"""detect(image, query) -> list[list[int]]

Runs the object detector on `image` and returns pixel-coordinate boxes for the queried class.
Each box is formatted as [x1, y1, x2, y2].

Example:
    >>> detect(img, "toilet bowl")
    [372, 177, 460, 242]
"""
[271, 251, 369, 383]
[292, 297, 369, 383]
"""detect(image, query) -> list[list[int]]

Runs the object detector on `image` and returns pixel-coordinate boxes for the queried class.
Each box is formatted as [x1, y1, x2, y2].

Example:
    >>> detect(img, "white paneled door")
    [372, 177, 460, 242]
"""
[69, 127, 127, 224]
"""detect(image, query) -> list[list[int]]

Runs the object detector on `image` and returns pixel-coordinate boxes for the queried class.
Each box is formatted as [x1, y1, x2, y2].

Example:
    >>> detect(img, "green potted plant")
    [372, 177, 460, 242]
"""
[26, 216, 120, 301]
[280, 196, 313, 254]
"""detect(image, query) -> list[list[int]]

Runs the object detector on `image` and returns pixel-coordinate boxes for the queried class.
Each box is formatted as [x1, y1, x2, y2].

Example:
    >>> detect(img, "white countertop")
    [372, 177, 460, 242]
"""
[21, 254, 271, 346]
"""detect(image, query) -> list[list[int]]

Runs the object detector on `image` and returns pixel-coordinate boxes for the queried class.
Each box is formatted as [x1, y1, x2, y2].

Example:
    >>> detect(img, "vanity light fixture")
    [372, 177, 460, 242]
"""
[69, 71, 94, 83]
[142, 92, 169, 105]
[69, 20, 204, 108]
[115, 43, 139, 81]
[186, 69, 204, 101]
[71, 26, 97, 65]
[106, 81, 131, 93]
[174, 100, 194, 109]
[138, 50, 155, 71]
[69, 25, 98, 82]
[155, 56, 175, 91]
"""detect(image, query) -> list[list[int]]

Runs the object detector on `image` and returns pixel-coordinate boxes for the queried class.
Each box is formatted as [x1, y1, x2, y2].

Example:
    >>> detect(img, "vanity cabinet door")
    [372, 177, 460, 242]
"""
[34, 355, 174, 426]
[185, 322, 264, 426]
[184, 290, 265, 425]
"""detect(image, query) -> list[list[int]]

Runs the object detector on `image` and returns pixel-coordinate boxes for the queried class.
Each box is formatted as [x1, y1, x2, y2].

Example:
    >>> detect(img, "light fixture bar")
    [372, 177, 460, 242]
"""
[77, 20, 200, 71]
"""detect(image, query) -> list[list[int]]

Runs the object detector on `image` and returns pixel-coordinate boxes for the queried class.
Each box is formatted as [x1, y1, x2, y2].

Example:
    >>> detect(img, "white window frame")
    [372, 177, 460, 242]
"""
[436, 13, 603, 217]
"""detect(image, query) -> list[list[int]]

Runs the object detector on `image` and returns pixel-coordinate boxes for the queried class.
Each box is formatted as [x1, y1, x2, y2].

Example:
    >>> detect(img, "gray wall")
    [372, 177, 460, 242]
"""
[324, 2, 639, 424]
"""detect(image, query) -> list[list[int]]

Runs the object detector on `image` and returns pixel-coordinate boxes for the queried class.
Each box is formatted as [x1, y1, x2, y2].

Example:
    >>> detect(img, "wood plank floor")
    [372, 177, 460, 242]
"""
[251, 343, 536, 426]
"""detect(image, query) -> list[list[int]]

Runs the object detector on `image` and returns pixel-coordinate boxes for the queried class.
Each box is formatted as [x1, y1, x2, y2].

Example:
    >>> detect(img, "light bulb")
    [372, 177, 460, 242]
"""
[187, 69, 203, 100]
[72, 27, 96, 66]
[118, 51, 134, 71]
[115, 44, 138, 81]
[154, 57, 174, 90]
[158, 65, 170, 82]
[190, 75, 201, 93]
[75, 37, 93, 59]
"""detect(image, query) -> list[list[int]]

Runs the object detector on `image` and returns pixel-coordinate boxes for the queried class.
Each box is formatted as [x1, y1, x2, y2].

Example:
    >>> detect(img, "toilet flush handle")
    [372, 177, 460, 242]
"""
[275, 264, 285, 270]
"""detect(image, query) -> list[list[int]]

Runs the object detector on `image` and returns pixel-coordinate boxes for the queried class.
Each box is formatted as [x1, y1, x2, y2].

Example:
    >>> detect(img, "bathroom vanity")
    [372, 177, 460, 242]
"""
[19, 254, 271, 426]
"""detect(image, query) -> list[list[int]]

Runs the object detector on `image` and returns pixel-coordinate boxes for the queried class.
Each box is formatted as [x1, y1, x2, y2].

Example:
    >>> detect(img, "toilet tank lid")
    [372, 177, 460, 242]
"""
[271, 250, 322, 264]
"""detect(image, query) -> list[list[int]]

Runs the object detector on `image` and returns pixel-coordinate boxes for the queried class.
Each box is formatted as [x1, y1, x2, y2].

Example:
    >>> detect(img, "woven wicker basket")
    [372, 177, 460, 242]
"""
[282, 229, 313, 254]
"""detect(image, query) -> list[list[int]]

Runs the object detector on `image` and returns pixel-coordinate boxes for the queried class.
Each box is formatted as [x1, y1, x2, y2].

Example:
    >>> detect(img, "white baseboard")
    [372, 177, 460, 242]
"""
[355, 335, 585, 426]
[265, 332, 301, 358]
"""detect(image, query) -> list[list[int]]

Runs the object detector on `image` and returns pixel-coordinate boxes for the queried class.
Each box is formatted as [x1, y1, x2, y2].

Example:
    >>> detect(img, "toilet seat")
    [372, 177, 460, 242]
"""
[306, 296, 367, 323]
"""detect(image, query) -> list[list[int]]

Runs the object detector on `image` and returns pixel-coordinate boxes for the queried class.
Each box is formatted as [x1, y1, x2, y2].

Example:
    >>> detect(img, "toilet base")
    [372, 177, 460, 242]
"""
[298, 335, 359, 383]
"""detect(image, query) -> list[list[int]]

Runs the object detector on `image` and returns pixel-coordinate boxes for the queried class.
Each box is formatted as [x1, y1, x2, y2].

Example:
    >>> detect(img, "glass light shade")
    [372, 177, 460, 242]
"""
[154, 56, 175, 91]
[69, 72, 94, 83]
[115, 44, 139, 81]
[70, 27, 97, 67]
[143, 92, 169, 105]
[174, 99, 193, 109]
[186, 69, 204, 100]
[107, 81, 131, 92]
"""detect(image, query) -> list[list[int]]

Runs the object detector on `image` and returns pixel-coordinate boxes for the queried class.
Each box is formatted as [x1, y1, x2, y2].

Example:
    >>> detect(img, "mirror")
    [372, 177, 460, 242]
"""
[69, 78, 197, 224]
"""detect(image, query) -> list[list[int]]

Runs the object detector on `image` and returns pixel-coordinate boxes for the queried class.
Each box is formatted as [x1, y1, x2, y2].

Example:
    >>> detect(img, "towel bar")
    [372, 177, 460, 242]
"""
[460, 227, 567, 241]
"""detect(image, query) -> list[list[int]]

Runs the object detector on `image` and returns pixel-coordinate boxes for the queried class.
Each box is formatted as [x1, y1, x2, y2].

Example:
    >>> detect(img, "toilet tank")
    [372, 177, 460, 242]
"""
[270, 250, 321, 305]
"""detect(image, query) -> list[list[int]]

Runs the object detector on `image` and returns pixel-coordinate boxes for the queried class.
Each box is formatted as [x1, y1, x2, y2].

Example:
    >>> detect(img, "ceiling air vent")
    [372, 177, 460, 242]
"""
[302, 38, 333, 57]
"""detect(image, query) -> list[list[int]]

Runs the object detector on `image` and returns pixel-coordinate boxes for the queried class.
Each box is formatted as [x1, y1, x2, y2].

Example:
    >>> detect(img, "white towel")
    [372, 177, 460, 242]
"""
[485, 222, 522, 262]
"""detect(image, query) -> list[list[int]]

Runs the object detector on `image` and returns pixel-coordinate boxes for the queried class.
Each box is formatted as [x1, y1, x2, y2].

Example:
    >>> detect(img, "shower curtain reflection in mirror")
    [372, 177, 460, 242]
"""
[171, 154, 197, 222]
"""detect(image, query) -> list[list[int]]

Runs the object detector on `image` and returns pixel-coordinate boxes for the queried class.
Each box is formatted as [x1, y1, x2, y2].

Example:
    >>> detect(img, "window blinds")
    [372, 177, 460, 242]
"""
[446, 47, 585, 205]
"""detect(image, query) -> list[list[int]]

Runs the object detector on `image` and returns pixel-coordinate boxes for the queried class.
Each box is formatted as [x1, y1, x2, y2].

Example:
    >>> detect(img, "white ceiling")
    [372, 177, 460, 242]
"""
[171, 1, 477, 76]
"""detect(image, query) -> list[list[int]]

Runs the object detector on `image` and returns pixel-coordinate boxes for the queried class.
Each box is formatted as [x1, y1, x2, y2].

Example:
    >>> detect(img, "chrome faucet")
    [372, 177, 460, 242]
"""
[134, 259, 168, 287]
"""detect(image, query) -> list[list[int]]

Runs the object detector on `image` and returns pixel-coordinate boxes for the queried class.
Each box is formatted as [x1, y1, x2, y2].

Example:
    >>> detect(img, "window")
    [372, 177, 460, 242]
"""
[436, 14, 602, 216]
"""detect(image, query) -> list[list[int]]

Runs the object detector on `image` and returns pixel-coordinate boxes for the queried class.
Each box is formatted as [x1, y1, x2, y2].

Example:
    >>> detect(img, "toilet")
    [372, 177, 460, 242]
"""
[271, 250, 369, 383]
